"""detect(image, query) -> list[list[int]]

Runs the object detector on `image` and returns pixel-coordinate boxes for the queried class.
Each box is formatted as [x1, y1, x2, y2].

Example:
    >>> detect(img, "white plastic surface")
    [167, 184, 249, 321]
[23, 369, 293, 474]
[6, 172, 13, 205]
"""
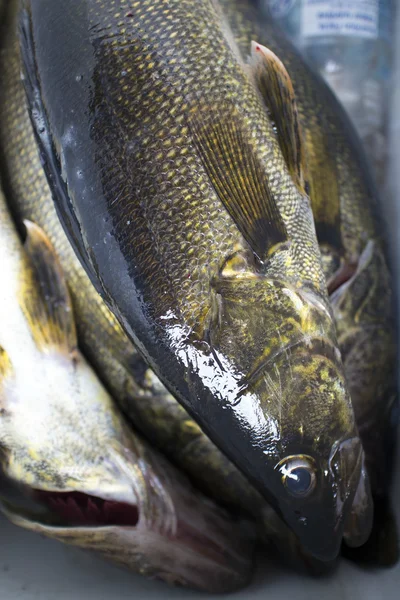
[1, 5, 400, 600]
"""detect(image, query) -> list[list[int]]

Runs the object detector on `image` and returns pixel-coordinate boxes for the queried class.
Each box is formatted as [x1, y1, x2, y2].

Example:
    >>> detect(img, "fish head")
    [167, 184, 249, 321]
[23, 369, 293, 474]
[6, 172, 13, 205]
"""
[0, 348, 252, 591]
[0, 219, 252, 591]
[211, 273, 373, 560]
[257, 340, 370, 562]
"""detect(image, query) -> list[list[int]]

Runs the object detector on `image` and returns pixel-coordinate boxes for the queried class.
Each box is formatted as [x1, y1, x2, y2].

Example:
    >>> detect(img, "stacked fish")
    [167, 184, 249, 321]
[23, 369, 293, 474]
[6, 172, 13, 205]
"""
[0, 0, 397, 592]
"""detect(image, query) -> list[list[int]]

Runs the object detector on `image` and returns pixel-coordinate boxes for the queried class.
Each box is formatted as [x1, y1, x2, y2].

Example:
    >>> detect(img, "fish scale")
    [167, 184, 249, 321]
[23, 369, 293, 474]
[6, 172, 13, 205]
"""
[80, 0, 328, 331]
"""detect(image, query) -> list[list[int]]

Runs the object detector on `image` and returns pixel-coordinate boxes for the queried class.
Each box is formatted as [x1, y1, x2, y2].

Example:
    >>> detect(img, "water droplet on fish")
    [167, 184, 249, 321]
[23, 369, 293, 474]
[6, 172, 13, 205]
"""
[126, 220, 131, 225]
[75, 74, 83, 82]
[120, 70, 128, 78]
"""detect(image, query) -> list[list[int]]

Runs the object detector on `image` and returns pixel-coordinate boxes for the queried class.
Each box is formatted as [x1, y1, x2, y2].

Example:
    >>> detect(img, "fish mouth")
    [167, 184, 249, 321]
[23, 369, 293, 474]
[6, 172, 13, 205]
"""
[0, 456, 254, 593]
[0, 484, 140, 531]
[31, 489, 140, 528]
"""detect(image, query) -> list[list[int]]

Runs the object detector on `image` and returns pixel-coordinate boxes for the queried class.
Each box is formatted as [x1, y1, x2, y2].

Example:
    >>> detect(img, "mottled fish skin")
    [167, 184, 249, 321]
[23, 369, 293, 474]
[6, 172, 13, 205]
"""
[221, 0, 398, 564]
[0, 184, 254, 593]
[20, 0, 370, 561]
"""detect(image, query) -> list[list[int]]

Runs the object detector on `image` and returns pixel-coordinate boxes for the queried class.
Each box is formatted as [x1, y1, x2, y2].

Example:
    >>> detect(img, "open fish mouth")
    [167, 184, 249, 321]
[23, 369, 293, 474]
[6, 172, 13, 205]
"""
[0, 467, 254, 593]
[0, 484, 141, 531]
[31, 489, 140, 528]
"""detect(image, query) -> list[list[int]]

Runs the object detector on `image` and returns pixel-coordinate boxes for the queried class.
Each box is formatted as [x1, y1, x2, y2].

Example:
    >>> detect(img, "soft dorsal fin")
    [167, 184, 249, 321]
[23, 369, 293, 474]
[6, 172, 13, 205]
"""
[306, 129, 342, 251]
[250, 41, 343, 250]
[189, 104, 288, 262]
[21, 221, 77, 352]
[250, 41, 307, 194]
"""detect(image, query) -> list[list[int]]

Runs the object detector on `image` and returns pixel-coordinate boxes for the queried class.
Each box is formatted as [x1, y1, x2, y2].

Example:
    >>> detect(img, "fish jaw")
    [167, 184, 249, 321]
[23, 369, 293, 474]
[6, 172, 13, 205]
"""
[0, 438, 254, 593]
[0, 332, 254, 590]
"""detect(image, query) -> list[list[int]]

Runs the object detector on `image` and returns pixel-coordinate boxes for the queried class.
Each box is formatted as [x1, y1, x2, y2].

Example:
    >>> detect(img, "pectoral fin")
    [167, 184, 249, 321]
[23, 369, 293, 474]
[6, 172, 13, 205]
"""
[190, 104, 288, 262]
[250, 41, 307, 194]
[20, 221, 77, 352]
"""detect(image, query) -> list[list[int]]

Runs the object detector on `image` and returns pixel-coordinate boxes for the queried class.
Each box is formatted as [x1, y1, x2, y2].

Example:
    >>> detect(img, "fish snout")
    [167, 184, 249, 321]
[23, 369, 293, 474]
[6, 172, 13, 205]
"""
[274, 435, 372, 561]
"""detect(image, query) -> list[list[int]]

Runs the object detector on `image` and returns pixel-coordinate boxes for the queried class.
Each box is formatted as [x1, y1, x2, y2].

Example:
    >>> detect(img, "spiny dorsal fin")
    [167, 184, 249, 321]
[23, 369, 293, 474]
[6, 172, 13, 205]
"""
[250, 41, 307, 194]
[189, 104, 288, 262]
[21, 221, 77, 352]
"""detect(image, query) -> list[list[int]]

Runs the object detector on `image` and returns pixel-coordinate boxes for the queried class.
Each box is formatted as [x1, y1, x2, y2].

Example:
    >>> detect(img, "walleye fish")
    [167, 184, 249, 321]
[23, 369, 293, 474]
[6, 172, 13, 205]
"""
[19, 0, 372, 561]
[0, 4, 333, 576]
[0, 181, 253, 592]
[222, 0, 398, 564]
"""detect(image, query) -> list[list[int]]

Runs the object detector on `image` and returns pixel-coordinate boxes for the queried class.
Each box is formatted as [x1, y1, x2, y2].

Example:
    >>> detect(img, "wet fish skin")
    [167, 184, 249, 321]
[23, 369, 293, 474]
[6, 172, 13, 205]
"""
[223, 0, 398, 564]
[0, 183, 254, 593]
[19, 0, 371, 561]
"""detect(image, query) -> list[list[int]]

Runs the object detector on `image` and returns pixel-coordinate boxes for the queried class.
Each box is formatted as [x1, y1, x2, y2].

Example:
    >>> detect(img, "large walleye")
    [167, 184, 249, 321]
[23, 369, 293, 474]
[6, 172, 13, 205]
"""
[224, 0, 399, 564]
[0, 2, 332, 575]
[0, 179, 254, 592]
[20, 0, 372, 560]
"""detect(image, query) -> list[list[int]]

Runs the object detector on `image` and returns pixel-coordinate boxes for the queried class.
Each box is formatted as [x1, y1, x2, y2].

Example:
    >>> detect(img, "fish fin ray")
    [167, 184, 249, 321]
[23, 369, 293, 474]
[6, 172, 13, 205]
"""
[22, 221, 77, 352]
[250, 41, 307, 193]
[189, 104, 287, 262]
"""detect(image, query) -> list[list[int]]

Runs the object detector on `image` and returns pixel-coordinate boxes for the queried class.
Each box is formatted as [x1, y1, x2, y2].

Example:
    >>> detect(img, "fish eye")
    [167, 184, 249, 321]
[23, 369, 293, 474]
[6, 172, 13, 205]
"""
[277, 456, 316, 498]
